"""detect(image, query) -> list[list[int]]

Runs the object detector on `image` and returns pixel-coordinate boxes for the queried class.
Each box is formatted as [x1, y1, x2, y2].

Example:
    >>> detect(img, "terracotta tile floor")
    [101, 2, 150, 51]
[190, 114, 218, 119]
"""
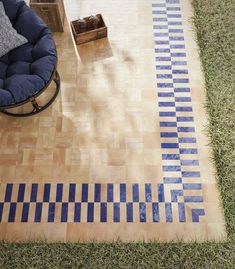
[0, 0, 226, 242]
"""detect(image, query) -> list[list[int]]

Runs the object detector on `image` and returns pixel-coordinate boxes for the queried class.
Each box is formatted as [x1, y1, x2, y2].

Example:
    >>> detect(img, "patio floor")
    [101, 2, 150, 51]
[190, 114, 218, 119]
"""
[0, 0, 226, 242]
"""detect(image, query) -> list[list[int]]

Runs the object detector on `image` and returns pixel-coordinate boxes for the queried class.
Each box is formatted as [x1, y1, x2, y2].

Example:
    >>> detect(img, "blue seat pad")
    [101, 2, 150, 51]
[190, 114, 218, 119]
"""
[0, 0, 57, 106]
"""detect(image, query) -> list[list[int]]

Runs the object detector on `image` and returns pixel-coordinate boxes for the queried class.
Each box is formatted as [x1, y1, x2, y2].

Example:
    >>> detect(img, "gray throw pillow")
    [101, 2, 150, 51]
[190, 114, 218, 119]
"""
[0, 2, 28, 58]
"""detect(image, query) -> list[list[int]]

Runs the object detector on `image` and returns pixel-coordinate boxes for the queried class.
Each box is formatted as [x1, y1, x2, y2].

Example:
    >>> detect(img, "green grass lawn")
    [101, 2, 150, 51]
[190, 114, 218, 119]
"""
[0, 0, 235, 268]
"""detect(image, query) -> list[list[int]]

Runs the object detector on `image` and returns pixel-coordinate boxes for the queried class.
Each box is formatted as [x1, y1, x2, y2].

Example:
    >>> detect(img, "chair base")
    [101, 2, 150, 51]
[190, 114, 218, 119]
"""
[0, 71, 60, 117]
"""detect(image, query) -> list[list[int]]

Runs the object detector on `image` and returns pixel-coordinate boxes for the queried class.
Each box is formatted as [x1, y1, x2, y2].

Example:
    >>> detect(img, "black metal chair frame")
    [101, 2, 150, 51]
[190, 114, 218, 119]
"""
[0, 69, 60, 117]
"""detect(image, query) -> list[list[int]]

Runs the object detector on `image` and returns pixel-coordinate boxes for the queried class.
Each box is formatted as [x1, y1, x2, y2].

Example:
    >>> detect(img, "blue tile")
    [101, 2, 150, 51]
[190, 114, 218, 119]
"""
[126, 203, 133, 222]
[155, 40, 169, 45]
[169, 28, 183, 33]
[30, 184, 38, 202]
[69, 184, 76, 202]
[56, 184, 63, 202]
[145, 184, 152, 202]
[94, 184, 101, 202]
[167, 7, 181, 11]
[132, 184, 139, 202]
[179, 137, 196, 143]
[177, 117, 194, 122]
[192, 209, 205, 222]
[152, 3, 166, 7]
[176, 106, 192, 112]
[157, 83, 174, 88]
[113, 203, 120, 222]
[167, 14, 182, 18]
[163, 165, 181, 172]
[5, 184, 13, 202]
[156, 65, 172, 70]
[184, 196, 203, 203]
[158, 184, 165, 202]
[155, 48, 170, 53]
[107, 184, 114, 202]
[171, 53, 186, 57]
[139, 203, 146, 222]
[17, 184, 25, 202]
[74, 203, 81, 222]
[173, 69, 188, 74]
[180, 148, 198, 154]
[152, 10, 167, 14]
[166, 0, 180, 3]
[174, 79, 189, 84]
[162, 154, 180, 160]
[8, 203, 17, 222]
[172, 61, 187, 66]
[153, 17, 167, 21]
[181, 160, 199, 166]
[48, 203, 55, 222]
[183, 183, 201, 190]
[161, 143, 179, 149]
[61, 203, 68, 222]
[43, 184, 51, 202]
[167, 0, 180, 3]
[160, 122, 177, 127]
[120, 184, 126, 202]
[100, 203, 107, 222]
[159, 102, 175, 107]
[178, 203, 186, 222]
[82, 184, 88, 202]
[170, 44, 185, 49]
[168, 21, 182, 25]
[163, 177, 182, 184]
[154, 26, 168, 31]
[87, 203, 94, 222]
[21, 203, 29, 222]
[158, 92, 174, 97]
[35, 203, 42, 222]
[159, 112, 176, 117]
[174, 88, 190, 92]
[178, 127, 195, 132]
[157, 74, 172, 79]
[182, 171, 201, 178]
[154, 33, 169, 37]
[165, 203, 173, 222]
[171, 190, 183, 202]
[156, 57, 171, 61]
[152, 203, 160, 222]
[170, 36, 184, 41]
[175, 97, 191, 102]
[161, 132, 178, 138]
[0, 203, 3, 222]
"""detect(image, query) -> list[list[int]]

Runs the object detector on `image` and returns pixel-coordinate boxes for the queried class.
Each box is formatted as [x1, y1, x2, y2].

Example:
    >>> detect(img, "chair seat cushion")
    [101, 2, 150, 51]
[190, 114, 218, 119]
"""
[0, 43, 56, 105]
[4, 74, 45, 104]
[0, 2, 28, 58]
[0, 0, 57, 107]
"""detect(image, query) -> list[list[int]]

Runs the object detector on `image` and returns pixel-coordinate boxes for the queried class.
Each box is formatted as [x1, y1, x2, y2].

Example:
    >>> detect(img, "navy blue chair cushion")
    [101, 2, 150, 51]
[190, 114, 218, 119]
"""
[0, 0, 57, 107]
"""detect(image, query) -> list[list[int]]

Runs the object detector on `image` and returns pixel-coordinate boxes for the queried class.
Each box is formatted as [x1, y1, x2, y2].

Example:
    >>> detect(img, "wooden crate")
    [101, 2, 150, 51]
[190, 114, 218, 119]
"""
[30, 0, 65, 32]
[71, 14, 108, 45]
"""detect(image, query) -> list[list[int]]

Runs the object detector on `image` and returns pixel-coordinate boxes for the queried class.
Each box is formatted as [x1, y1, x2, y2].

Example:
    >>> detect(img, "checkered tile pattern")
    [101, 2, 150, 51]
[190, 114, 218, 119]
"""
[0, 183, 205, 223]
[152, 0, 205, 219]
